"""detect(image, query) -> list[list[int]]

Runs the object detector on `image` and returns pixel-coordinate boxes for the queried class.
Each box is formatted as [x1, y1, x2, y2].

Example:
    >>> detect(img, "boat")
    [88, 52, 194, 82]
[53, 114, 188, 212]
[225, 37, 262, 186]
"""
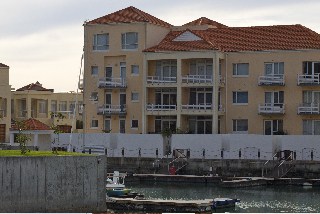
[211, 198, 240, 210]
[106, 171, 143, 198]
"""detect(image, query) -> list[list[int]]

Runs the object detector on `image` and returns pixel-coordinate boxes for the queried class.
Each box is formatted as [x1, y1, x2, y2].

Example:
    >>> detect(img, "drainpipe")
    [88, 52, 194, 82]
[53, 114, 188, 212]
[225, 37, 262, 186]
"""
[225, 53, 228, 133]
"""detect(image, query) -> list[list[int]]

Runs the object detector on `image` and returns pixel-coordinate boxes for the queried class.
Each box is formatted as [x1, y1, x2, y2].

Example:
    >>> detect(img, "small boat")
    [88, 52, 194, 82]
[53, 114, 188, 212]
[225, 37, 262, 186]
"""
[106, 171, 143, 198]
[212, 198, 240, 210]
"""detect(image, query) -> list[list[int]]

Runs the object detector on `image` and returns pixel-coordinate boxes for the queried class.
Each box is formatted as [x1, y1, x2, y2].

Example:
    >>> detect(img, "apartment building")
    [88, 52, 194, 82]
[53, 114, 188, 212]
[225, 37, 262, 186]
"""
[12, 81, 83, 133]
[83, 6, 320, 135]
[0, 63, 11, 142]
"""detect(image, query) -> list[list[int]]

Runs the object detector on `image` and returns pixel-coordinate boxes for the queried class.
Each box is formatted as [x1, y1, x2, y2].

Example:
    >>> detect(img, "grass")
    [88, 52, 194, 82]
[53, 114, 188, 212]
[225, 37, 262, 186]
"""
[0, 150, 93, 157]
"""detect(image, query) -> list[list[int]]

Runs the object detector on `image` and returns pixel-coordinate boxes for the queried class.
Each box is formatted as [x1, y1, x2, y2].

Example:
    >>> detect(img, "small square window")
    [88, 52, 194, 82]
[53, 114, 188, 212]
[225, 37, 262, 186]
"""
[90, 92, 98, 101]
[91, 120, 98, 128]
[233, 119, 248, 133]
[131, 65, 139, 75]
[91, 66, 98, 75]
[131, 92, 139, 102]
[121, 32, 138, 50]
[93, 34, 109, 50]
[131, 120, 138, 128]
[233, 92, 248, 104]
[233, 63, 249, 76]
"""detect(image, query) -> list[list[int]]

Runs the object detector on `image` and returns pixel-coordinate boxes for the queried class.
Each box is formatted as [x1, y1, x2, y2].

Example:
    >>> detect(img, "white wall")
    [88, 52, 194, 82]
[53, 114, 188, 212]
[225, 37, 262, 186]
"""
[53, 133, 320, 161]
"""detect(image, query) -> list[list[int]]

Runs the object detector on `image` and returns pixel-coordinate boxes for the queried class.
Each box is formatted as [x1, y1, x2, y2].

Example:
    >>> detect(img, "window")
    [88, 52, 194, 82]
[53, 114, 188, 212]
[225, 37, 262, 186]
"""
[120, 62, 126, 79]
[59, 101, 67, 111]
[91, 120, 98, 128]
[131, 120, 138, 128]
[51, 100, 57, 112]
[131, 92, 139, 102]
[38, 100, 47, 114]
[303, 61, 320, 75]
[90, 92, 98, 101]
[188, 116, 212, 134]
[233, 92, 248, 104]
[303, 120, 320, 135]
[265, 91, 284, 106]
[264, 120, 283, 135]
[233, 63, 249, 76]
[91, 66, 98, 76]
[156, 60, 177, 81]
[121, 32, 138, 50]
[190, 59, 213, 76]
[265, 62, 284, 76]
[120, 120, 125, 133]
[93, 33, 109, 50]
[233, 119, 248, 133]
[69, 101, 75, 114]
[155, 116, 177, 133]
[104, 119, 111, 132]
[131, 65, 139, 75]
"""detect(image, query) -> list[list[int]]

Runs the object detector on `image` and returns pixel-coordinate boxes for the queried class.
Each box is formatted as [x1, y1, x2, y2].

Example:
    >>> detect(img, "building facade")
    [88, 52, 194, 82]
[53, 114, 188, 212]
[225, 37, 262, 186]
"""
[83, 6, 320, 135]
[0, 63, 12, 142]
[11, 82, 83, 133]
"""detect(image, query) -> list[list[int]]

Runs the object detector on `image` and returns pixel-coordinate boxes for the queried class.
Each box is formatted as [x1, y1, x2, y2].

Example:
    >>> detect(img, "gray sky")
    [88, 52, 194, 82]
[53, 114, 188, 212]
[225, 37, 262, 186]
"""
[1, 0, 320, 92]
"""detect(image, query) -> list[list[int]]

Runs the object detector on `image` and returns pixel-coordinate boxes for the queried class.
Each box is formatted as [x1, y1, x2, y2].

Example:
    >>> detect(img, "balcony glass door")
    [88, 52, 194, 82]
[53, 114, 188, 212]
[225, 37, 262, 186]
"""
[155, 89, 176, 109]
[105, 67, 112, 78]
[265, 91, 284, 107]
[105, 93, 111, 105]
[264, 120, 283, 135]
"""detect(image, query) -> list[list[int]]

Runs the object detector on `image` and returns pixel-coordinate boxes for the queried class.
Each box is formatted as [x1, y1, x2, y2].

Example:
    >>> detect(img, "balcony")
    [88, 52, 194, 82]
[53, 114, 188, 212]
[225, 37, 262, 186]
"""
[182, 75, 212, 84]
[147, 76, 177, 84]
[147, 104, 177, 111]
[297, 74, 320, 85]
[98, 77, 127, 88]
[258, 103, 285, 114]
[298, 103, 320, 114]
[258, 75, 285, 86]
[97, 104, 126, 115]
[181, 103, 212, 110]
[51, 111, 74, 119]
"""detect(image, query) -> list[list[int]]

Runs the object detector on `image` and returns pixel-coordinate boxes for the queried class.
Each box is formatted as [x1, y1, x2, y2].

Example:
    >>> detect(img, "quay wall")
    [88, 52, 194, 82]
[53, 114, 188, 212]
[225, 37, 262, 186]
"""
[0, 156, 106, 213]
[106, 157, 320, 178]
[56, 133, 320, 161]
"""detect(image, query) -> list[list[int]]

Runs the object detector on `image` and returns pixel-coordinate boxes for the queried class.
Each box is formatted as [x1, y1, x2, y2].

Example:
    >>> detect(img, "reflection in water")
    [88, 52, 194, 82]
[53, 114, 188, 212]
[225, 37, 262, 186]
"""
[129, 183, 320, 213]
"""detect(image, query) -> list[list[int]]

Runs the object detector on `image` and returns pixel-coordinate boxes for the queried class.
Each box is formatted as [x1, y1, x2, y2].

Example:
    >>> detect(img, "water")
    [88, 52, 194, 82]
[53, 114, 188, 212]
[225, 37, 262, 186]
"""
[128, 183, 320, 213]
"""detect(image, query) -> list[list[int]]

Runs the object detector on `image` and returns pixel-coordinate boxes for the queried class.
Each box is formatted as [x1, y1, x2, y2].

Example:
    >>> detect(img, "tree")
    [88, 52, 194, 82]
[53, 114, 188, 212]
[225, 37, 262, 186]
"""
[15, 121, 31, 155]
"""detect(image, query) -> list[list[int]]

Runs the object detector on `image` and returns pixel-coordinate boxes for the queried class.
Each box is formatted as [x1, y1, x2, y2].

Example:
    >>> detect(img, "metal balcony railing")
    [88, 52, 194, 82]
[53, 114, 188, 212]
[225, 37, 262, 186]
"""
[98, 77, 127, 88]
[258, 103, 285, 114]
[181, 103, 212, 110]
[98, 104, 126, 115]
[258, 75, 284, 86]
[297, 74, 320, 85]
[298, 103, 320, 114]
[147, 76, 177, 84]
[181, 75, 213, 84]
[146, 104, 177, 111]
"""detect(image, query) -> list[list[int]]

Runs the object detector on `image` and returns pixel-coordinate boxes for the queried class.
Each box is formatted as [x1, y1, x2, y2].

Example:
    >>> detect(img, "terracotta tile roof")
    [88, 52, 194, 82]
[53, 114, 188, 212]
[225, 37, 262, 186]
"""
[11, 118, 52, 131]
[183, 17, 228, 28]
[0, 63, 9, 67]
[87, 6, 172, 28]
[16, 81, 54, 92]
[144, 24, 320, 52]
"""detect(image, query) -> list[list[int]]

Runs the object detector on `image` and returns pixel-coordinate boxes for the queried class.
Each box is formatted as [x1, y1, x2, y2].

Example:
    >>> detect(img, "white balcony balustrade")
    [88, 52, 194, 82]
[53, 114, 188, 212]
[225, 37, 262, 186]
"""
[147, 76, 177, 84]
[258, 75, 284, 86]
[146, 104, 177, 111]
[181, 103, 212, 110]
[182, 75, 212, 84]
[258, 103, 285, 114]
[98, 77, 127, 88]
[98, 104, 126, 115]
[297, 74, 320, 85]
[52, 111, 74, 119]
[298, 103, 320, 114]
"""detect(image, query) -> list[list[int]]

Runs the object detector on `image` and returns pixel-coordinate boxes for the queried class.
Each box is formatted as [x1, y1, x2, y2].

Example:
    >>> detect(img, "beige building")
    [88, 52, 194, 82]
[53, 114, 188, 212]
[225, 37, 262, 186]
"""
[12, 81, 83, 133]
[83, 6, 320, 135]
[0, 63, 12, 142]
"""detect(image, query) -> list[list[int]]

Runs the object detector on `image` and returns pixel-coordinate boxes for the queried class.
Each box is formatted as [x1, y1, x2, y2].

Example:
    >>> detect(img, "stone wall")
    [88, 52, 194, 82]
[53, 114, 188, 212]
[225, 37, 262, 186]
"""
[0, 156, 106, 212]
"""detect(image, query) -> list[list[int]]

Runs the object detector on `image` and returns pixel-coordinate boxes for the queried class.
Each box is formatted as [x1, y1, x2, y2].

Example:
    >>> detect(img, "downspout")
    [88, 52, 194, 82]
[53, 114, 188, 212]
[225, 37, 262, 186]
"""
[225, 53, 228, 133]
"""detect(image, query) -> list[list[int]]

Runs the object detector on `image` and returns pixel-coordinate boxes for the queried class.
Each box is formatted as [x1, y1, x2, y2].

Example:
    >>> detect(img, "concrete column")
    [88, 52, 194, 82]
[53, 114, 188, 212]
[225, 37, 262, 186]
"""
[26, 96, 32, 118]
[212, 54, 219, 134]
[142, 55, 147, 134]
[34, 133, 38, 147]
[176, 58, 182, 129]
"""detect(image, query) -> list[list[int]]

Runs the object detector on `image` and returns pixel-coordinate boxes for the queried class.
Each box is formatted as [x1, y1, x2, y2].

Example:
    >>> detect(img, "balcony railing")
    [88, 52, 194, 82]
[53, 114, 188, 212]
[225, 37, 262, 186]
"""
[182, 75, 212, 84]
[147, 76, 177, 84]
[181, 103, 212, 110]
[298, 103, 320, 114]
[146, 104, 177, 111]
[258, 75, 284, 86]
[97, 104, 126, 115]
[98, 77, 127, 88]
[258, 103, 285, 114]
[297, 74, 320, 85]
[18, 109, 27, 118]
[52, 111, 74, 119]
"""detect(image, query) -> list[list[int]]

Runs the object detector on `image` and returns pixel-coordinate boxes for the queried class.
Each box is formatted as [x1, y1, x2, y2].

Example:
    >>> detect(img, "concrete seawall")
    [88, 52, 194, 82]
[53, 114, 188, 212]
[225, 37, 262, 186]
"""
[106, 157, 320, 178]
[0, 156, 106, 213]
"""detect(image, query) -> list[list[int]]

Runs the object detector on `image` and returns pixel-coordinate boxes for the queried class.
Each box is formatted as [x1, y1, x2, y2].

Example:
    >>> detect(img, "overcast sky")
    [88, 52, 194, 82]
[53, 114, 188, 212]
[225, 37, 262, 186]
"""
[1, 0, 320, 92]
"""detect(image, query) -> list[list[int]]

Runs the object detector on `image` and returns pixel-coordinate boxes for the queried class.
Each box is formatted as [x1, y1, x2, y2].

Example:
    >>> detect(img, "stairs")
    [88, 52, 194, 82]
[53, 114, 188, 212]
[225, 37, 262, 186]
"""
[168, 149, 189, 174]
[263, 151, 295, 178]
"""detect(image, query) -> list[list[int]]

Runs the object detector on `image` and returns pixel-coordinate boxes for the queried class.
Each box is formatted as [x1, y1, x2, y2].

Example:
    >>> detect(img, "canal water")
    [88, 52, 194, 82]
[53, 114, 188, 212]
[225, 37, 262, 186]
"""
[129, 183, 320, 213]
